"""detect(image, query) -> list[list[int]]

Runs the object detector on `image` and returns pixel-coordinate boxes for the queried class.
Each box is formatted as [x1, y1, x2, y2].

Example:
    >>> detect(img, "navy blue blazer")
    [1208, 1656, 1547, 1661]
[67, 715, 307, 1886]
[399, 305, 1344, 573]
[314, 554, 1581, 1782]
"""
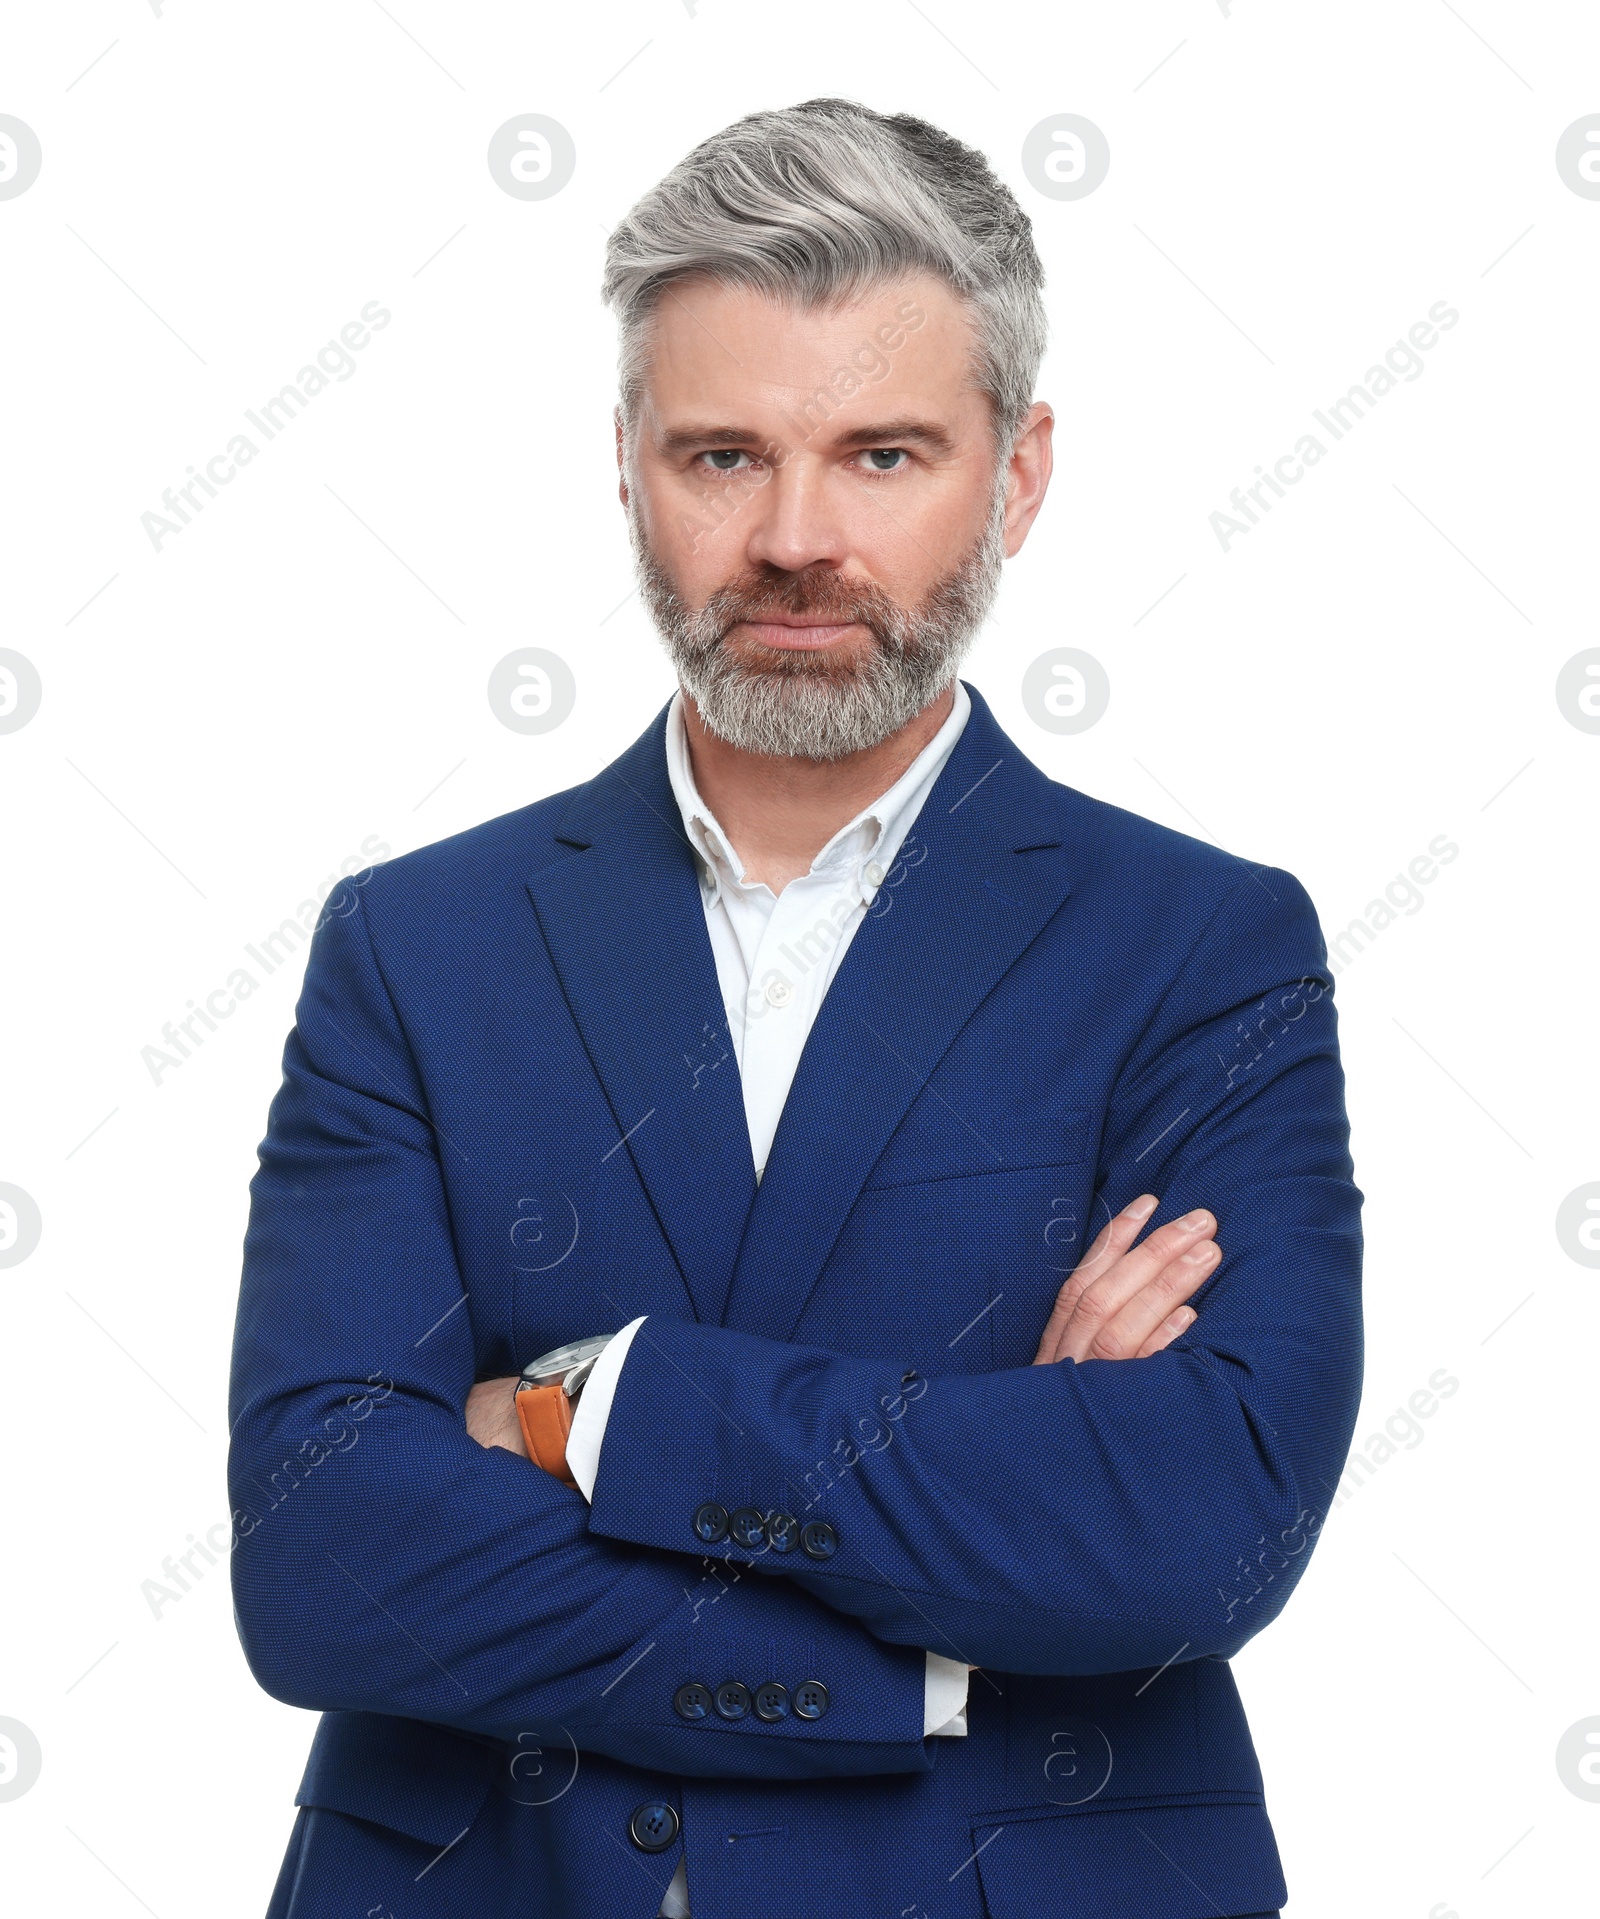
[229, 679, 1362, 1919]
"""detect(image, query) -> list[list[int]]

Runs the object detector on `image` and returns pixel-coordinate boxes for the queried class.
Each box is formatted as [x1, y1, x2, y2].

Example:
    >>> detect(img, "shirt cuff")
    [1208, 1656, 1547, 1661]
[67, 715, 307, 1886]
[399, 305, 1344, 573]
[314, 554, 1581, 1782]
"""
[565, 1315, 647, 1502]
[924, 1651, 970, 1737]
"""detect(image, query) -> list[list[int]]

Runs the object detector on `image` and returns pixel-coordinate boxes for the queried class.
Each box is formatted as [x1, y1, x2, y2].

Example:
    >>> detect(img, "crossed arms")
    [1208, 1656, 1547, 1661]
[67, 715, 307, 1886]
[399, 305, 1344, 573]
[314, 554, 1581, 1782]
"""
[227, 863, 1363, 1780]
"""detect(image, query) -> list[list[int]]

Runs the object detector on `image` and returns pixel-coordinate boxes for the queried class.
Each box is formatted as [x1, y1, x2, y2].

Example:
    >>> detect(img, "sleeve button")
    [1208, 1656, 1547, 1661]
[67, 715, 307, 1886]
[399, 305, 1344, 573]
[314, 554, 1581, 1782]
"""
[800, 1518, 839, 1561]
[713, 1679, 752, 1721]
[753, 1681, 789, 1722]
[729, 1506, 767, 1549]
[673, 1682, 712, 1722]
[692, 1501, 729, 1544]
[793, 1680, 830, 1721]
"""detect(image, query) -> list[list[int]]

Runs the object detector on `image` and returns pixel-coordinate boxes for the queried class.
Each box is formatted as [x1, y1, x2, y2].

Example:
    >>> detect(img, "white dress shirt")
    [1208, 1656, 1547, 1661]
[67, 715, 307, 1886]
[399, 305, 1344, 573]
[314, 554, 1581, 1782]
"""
[566, 681, 974, 1918]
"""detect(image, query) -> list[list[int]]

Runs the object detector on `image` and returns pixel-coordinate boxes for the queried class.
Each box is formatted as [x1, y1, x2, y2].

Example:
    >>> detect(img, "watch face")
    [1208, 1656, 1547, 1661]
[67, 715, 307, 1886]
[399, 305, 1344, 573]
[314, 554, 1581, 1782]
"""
[518, 1333, 612, 1389]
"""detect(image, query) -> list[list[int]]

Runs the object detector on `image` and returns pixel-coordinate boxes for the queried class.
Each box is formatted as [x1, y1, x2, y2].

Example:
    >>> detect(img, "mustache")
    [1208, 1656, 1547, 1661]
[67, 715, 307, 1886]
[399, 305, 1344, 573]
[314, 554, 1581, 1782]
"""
[698, 570, 908, 648]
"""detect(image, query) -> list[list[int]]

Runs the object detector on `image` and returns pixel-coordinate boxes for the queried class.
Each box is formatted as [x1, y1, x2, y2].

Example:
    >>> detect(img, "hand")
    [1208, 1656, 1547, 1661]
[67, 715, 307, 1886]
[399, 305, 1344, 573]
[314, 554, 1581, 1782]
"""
[1032, 1193, 1220, 1367]
[465, 1376, 527, 1458]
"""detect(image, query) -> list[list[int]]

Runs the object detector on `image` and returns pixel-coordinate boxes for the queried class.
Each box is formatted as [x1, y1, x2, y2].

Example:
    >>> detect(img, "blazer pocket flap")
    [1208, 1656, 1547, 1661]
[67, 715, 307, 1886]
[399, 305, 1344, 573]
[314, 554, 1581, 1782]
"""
[295, 1710, 496, 1849]
[865, 1107, 1091, 1189]
[973, 1799, 1286, 1919]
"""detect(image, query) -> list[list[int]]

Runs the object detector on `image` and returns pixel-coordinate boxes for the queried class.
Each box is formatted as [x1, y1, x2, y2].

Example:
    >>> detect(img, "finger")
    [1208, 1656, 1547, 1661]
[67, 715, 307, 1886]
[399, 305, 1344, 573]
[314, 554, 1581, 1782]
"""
[1051, 1210, 1217, 1365]
[1081, 1241, 1220, 1363]
[1032, 1195, 1157, 1363]
[1134, 1304, 1197, 1359]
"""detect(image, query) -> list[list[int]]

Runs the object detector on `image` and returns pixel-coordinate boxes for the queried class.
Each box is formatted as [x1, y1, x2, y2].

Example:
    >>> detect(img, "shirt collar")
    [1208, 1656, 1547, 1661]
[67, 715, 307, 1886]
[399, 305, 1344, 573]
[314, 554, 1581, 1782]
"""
[664, 678, 972, 909]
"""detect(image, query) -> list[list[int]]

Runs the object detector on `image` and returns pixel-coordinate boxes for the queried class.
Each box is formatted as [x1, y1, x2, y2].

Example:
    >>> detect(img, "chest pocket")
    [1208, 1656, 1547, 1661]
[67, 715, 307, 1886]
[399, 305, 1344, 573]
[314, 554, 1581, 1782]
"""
[863, 1104, 1092, 1189]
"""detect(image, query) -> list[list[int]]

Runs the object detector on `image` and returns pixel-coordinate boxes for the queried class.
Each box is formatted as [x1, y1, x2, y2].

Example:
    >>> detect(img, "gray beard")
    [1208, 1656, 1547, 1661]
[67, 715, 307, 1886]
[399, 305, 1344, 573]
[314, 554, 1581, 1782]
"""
[628, 479, 1008, 762]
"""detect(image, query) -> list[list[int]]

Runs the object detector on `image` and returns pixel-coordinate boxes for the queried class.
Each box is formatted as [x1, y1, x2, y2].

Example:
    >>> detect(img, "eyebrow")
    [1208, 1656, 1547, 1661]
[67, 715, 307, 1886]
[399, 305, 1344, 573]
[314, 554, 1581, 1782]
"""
[657, 417, 958, 458]
[656, 425, 765, 455]
[836, 419, 957, 457]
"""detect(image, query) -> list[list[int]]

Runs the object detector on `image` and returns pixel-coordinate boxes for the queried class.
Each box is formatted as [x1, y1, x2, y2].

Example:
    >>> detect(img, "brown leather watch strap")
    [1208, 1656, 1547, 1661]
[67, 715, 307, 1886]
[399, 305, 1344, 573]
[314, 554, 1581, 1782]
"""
[516, 1381, 578, 1487]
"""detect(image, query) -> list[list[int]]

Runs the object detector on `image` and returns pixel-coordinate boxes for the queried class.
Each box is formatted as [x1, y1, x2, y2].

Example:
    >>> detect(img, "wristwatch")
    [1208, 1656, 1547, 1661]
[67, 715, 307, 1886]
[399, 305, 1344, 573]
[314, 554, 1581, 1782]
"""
[515, 1335, 613, 1486]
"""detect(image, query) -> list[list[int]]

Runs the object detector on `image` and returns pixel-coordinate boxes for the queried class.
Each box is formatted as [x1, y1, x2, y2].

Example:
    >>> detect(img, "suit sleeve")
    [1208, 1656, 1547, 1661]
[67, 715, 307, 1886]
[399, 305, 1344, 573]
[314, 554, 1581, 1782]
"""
[584, 866, 1365, 1677]
[227, 877, 933, 1782]
[568, 1317, 972, 1736]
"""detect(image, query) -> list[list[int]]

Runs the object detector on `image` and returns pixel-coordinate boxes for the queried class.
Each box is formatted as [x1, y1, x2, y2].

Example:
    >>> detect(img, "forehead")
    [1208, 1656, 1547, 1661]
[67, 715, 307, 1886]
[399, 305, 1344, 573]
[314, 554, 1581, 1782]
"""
[638, 270, 984, 429]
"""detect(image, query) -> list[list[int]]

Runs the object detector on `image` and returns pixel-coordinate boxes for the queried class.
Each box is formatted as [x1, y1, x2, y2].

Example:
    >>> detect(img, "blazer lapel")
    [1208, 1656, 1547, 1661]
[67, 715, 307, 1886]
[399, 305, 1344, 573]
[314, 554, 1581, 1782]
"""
[525, 702, 757, 1326]
[719, 682, 1074, 1342]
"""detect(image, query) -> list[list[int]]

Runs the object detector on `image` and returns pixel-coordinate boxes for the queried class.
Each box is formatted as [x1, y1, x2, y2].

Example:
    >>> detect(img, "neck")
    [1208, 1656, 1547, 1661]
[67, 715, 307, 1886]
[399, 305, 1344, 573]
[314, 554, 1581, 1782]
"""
[680, 683, 956, 894]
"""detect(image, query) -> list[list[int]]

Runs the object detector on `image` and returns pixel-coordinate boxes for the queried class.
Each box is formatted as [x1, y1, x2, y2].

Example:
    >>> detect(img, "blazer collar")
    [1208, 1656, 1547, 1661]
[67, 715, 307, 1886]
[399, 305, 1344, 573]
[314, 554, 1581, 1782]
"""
[525, 679, 1073, 1335]
[525, 703, 753, 1326]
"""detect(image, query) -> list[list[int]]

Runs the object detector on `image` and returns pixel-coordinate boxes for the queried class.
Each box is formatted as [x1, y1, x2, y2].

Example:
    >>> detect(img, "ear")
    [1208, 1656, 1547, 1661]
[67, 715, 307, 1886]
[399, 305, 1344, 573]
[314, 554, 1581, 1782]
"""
[1001, 401, 1054, 558]
[614, 405, 630, 510]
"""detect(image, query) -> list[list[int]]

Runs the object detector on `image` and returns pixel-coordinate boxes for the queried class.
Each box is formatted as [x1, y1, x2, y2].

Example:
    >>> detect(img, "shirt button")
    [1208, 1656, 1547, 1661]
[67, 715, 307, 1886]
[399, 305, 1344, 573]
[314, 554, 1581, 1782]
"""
[764, 977, 793, 1008]
[865, 860, 885, 886]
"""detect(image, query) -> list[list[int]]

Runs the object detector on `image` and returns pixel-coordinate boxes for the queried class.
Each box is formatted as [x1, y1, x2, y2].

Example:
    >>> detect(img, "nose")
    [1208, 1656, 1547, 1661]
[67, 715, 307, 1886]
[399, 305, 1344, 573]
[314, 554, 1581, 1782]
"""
[741, 452, 850, 576]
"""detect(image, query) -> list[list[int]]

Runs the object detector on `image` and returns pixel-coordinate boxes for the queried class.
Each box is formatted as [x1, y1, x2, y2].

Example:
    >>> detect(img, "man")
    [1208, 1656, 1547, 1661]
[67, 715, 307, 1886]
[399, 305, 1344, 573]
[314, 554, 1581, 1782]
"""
[230, 98, 1362, 1919]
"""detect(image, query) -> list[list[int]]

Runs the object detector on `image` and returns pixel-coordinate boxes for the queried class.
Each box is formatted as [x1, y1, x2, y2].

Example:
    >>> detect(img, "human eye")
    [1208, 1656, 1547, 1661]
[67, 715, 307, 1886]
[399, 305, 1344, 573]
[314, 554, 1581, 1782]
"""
[696, 448, 755, 474]
[854, 447, 911, 476]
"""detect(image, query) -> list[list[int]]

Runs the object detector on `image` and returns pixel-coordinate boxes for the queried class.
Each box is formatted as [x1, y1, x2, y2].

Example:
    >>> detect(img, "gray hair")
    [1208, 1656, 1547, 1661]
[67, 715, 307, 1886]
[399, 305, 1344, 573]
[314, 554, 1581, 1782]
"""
[601, 98, 1046, 460]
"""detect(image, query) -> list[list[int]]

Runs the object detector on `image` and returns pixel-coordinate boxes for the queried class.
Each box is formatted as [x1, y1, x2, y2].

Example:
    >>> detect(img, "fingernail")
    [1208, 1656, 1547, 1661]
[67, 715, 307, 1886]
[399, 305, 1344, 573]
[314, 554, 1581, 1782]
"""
[1182, 1242, 1218, 1266]
[1179, 1208, 1212, 1230]
[1173, 1308, 1196, 1328]
[1122, 1193, 1158, 1222]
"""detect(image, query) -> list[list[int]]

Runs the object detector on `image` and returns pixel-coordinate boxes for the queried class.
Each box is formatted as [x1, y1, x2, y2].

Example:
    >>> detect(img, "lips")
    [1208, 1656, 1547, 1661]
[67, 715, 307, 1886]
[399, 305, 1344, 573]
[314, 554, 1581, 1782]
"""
[734, 617, 866, 650]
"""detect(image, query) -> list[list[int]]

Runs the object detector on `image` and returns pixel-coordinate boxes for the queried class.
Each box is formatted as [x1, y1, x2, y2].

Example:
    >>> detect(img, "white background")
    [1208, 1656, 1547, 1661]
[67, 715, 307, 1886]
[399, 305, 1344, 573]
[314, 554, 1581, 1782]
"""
[3, 2, 1597, 1914]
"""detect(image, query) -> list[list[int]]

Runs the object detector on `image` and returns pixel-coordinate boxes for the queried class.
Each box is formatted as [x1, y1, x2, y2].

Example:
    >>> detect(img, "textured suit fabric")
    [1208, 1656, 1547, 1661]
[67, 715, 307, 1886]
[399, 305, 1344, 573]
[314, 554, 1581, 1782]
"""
[229, 679, 1362, 1918]
[263, 1804, 1285, 1919]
